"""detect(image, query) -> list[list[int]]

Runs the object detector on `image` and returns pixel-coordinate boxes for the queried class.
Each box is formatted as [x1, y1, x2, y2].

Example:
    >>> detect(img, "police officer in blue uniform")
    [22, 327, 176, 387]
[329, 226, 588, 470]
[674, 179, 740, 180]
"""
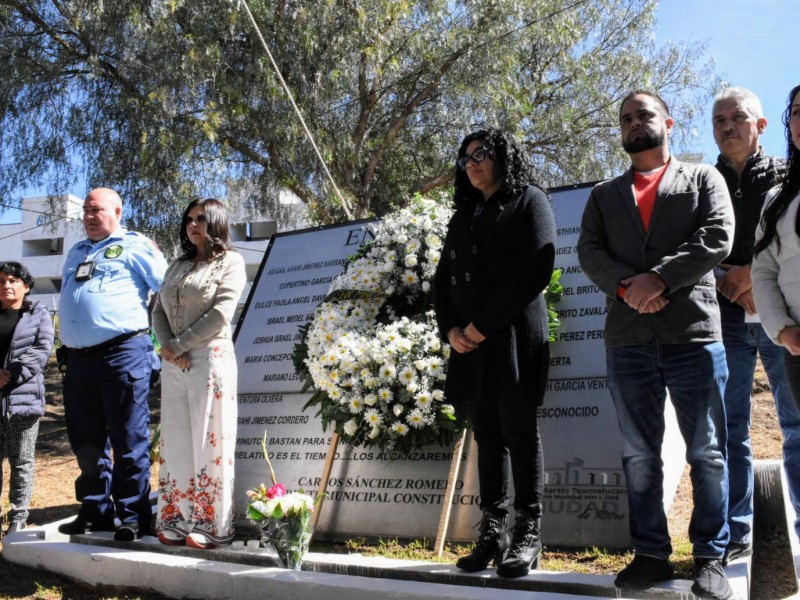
[58, 187, 167, 541]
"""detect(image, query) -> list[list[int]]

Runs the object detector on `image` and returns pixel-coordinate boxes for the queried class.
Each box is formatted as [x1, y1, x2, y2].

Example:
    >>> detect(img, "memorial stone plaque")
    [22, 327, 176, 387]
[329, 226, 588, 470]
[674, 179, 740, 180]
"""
[235, 219, 376, 394]
[233, 185, 685, 547]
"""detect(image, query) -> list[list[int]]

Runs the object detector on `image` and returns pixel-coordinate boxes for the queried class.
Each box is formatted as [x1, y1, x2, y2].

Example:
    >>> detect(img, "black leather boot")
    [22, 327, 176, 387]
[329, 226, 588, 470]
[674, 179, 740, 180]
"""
[496, 510, 542, 578]
[456, 511, 508, 572]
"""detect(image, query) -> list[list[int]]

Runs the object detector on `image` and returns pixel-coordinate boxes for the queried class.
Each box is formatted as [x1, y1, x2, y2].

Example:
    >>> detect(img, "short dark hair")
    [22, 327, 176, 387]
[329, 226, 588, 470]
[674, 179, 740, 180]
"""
[453, 128, 540, 208]
[0, 261, 34, 293]
[619, 89, 670, 121]
[178, 198, 232, 260]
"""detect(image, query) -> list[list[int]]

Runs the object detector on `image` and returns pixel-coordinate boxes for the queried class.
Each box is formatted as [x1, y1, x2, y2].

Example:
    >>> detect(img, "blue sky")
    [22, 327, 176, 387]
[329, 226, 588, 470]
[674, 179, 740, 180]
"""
[2, 1, 797, 225]
[656, 0, 799, 160]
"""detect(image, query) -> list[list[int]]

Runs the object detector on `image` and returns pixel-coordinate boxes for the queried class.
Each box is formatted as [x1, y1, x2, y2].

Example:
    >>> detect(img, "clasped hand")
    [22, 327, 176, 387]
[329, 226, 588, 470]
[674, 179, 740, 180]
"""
[716, 264, 756, 314]
[447, 323, 485, 354]
[620, 273, 669, 314]
[160, 342, 191, 371]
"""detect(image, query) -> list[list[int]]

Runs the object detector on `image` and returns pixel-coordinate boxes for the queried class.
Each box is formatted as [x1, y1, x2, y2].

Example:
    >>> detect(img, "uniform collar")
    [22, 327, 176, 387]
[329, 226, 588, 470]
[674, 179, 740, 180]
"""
[80, 227, 126, 247]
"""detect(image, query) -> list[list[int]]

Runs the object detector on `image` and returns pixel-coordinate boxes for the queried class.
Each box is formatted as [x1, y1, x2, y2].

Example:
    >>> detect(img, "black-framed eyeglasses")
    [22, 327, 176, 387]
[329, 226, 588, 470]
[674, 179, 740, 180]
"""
[457, 146, 494, 170]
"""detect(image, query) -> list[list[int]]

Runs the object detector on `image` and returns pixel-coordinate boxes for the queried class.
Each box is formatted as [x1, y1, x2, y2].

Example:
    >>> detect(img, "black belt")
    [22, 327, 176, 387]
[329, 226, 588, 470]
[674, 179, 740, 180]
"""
[69, 329, 149, 354]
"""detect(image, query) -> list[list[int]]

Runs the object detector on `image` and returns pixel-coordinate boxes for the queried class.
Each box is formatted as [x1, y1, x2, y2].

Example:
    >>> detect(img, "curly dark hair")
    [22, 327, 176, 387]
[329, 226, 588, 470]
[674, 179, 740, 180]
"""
[754, 84, 800, 256]
[453, 128, 538, 209]
[178, 198, 232, 260]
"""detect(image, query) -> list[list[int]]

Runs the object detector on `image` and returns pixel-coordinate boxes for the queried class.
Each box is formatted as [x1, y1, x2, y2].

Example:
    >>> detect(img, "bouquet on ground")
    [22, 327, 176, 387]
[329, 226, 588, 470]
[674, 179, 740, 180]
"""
[246, 433, 320, 570]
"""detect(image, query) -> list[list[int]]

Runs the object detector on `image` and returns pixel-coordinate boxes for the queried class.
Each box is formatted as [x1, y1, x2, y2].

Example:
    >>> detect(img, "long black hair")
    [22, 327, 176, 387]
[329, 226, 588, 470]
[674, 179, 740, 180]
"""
[178, 198, 232, 260]
[453, 128, 538, 209]
[754, 84, 800, 256]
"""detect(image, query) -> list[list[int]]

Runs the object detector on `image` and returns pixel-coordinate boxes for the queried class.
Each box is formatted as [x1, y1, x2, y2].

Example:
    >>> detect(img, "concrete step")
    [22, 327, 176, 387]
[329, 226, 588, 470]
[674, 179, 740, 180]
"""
[3, 518, 751, 600]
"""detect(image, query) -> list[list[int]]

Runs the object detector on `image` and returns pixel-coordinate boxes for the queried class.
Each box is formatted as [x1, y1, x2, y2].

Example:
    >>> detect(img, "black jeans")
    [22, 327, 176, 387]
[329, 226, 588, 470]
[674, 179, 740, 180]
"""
[468, 346, 546, 518]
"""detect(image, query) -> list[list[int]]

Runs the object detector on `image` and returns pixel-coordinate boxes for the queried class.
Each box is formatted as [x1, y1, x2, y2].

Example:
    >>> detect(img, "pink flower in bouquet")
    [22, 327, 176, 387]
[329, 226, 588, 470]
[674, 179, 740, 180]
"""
[267, 483, 287, 499]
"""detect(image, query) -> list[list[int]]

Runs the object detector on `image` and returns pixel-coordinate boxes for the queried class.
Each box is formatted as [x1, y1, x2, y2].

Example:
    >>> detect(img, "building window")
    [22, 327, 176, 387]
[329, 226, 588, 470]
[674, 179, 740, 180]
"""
[23, 238, 64, 257]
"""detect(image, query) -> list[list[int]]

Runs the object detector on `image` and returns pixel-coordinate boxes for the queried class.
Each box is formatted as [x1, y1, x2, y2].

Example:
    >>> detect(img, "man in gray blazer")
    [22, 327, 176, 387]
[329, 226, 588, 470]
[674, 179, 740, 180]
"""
[578, 90, 734, 600]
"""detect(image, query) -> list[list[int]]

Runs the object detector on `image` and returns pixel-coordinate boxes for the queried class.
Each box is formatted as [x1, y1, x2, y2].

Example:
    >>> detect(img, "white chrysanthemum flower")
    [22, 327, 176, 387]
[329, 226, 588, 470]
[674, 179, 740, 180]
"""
[349, 397, 364, 413]
[391, 422, 409, 436]
[403, 270, 418, 285]
[380, 363, 396, 380]
[343, 419, 358, 436]
[378, 388, 393, 402]
[414, 392, 432, 409]
[425, 233, 442, 248]
[364, 409, 382, 426]
[406, 408, 426, 428]
[398, 366, 415, 383]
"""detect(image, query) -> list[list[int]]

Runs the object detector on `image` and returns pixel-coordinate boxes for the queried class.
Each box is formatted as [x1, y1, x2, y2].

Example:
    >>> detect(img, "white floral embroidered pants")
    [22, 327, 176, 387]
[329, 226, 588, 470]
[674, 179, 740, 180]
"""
[156, 341, 237, 543]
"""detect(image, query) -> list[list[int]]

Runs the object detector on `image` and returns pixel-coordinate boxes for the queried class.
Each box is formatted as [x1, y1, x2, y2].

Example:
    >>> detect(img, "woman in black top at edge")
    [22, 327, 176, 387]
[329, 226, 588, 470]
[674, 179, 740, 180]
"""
[433, 128, 556, 577]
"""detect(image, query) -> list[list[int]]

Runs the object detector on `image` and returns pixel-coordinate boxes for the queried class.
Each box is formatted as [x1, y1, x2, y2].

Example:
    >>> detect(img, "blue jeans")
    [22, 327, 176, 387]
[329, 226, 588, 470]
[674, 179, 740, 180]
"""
[607, 340, 729, 559]
[720, 302, 800, 542]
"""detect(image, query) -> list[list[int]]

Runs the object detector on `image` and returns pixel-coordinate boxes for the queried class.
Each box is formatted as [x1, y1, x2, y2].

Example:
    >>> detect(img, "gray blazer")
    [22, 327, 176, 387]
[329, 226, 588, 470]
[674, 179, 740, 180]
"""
[577, 158, 733, 347]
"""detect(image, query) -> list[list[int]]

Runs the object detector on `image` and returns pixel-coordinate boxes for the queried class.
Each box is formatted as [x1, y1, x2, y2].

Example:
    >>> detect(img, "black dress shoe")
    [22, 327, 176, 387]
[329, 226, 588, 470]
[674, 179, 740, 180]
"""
[58, 516, 115, 535]
[114, 522, 141, 541]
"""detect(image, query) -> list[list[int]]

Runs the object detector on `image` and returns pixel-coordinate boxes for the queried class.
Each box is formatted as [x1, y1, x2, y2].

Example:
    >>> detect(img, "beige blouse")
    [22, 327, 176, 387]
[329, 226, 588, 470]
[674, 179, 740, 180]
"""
[153, 251, 247, 355]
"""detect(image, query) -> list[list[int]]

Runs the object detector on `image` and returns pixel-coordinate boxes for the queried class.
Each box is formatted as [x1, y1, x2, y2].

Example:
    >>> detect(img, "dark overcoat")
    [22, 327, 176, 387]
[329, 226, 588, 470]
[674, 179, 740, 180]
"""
[433, 185, 556, 408]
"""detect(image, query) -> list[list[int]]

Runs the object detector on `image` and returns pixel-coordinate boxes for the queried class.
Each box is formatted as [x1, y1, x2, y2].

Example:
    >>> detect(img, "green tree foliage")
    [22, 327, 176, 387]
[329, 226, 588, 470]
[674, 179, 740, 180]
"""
[0, 0, 717, 237]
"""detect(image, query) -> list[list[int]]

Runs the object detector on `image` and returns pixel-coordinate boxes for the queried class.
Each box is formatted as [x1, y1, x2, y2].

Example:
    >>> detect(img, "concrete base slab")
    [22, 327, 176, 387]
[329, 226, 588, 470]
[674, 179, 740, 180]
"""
[2, 517, 751, 600]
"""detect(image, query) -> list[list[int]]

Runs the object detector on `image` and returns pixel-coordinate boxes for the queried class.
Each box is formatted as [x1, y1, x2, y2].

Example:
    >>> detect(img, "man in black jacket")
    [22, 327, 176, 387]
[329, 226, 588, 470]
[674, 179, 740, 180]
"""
[713, 87, 800, 563]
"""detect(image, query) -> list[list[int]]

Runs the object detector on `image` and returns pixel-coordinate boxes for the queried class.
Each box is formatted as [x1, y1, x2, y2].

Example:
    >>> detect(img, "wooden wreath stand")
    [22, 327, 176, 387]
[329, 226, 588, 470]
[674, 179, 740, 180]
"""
[310, 427, 469, 558]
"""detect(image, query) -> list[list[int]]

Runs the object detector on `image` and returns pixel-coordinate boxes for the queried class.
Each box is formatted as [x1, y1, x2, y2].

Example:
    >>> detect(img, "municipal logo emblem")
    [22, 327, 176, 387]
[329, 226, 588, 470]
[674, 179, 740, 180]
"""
[104, 245, 123, 259]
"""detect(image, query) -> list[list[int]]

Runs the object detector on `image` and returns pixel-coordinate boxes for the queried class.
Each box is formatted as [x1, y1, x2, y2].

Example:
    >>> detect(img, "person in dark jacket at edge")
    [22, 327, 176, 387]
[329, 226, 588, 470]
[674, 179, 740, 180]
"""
[0, 261, 54, 535]
[434, 128, 556, 578]
[711, 87, 800, 564]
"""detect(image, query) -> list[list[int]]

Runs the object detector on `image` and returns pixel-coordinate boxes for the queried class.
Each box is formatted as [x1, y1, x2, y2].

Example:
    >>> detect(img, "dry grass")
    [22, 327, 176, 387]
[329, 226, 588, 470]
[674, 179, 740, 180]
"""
[0, 360, 797, 598]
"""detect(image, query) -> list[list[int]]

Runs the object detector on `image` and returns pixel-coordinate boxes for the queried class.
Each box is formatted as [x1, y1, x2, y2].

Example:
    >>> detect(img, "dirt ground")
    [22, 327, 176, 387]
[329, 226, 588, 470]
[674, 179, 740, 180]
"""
[0, 360, 797, 598]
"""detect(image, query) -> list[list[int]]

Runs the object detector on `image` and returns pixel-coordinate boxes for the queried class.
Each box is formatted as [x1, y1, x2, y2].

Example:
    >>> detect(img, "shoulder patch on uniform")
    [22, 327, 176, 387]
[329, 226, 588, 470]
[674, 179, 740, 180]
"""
[104, 244, 124, 259]
[125, 231, 159, 252]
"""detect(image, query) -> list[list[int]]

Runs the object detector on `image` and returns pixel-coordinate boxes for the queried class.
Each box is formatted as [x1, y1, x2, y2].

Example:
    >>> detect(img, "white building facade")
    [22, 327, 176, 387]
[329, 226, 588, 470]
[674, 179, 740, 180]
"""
[0, 195, 286, 313]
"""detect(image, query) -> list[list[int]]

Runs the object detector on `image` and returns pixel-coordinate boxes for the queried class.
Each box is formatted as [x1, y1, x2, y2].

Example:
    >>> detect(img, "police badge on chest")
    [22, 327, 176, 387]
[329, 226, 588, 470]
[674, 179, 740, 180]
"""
[75, 261, 96, 281]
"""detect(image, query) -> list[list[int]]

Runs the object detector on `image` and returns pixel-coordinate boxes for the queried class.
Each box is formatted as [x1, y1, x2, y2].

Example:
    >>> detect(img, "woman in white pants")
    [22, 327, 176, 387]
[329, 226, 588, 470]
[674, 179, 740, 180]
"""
[153, 198, 246, 549]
